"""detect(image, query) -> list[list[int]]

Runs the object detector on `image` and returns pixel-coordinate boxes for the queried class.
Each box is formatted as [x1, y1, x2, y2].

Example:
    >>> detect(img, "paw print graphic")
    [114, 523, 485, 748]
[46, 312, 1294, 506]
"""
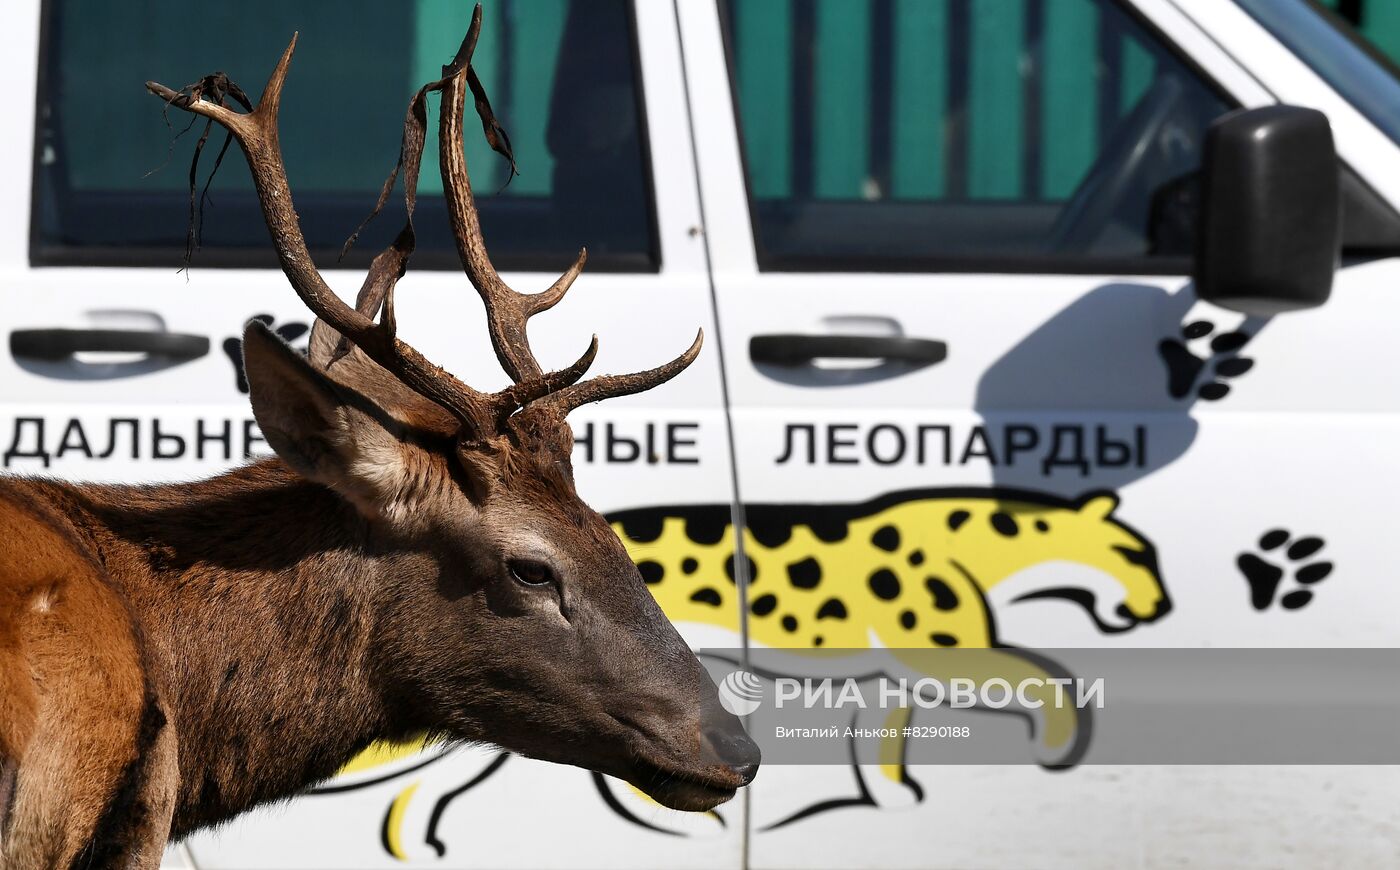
[1237, 529, 1333, 611]
[1158, 320, 1254, 401]
[223, 314, 310, 393]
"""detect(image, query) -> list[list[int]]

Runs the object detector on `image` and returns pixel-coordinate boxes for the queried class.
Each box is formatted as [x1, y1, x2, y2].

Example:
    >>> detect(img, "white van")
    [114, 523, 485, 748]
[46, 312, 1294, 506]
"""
[5, 0, 1400, 867]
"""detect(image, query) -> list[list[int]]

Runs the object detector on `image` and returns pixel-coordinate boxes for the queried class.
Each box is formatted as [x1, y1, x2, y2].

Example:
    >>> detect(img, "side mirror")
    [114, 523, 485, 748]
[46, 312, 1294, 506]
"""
[1195, 105, 1340, 315]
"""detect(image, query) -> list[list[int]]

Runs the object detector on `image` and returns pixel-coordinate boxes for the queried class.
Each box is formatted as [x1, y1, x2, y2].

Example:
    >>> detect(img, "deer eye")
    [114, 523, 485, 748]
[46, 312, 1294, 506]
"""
[509, 559, 555, 588]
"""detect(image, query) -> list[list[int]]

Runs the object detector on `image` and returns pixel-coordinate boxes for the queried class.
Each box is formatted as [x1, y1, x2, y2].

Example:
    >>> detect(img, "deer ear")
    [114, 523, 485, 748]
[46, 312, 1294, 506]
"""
[242, 320, 406, 511]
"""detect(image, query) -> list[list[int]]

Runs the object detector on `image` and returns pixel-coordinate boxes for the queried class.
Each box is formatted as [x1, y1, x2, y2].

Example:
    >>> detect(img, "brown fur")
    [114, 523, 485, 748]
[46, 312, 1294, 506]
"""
[0, 486, 173, 869]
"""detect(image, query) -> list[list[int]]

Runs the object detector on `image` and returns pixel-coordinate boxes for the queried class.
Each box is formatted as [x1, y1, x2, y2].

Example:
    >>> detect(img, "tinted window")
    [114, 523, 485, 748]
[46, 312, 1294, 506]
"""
[34, 0, 655, 271]
[722, 0, 1233, 272]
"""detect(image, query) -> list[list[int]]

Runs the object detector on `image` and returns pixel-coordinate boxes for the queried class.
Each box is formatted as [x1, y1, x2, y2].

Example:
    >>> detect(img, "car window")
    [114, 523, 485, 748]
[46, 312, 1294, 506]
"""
[721, 0, 1233, 272]
[1237, 0, 1400, 149]
[33, 0, 657, 272]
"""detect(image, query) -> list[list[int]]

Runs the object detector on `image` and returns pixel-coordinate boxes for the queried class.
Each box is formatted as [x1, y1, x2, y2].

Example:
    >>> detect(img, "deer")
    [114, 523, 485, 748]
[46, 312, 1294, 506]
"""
[0, 7, 759, 868]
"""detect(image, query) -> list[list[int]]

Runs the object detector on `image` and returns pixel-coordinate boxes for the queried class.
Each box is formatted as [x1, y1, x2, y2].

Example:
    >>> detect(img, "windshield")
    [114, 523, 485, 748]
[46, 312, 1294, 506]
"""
[1234, 0, 1400, 146]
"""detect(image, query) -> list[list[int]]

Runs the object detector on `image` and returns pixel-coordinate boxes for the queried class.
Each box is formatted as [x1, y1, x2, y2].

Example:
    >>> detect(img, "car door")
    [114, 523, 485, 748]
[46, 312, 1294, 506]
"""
[677, 0, 1400, 867]
[5, 1, 743, 867]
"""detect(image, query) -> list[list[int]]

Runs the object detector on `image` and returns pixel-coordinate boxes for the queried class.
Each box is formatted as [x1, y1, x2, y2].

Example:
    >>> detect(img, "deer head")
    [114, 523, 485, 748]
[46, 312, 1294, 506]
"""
[146, 6, 757, 811]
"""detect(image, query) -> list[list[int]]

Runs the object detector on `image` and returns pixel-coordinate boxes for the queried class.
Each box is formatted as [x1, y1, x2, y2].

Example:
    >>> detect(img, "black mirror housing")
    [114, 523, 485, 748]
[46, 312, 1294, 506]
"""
[1195, 105, 1340, 315]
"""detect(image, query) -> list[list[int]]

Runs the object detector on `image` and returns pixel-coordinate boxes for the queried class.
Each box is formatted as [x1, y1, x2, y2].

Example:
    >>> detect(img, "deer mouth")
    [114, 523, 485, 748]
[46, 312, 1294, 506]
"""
[604, 714, 746, 810]
[625, 756, 741, 812]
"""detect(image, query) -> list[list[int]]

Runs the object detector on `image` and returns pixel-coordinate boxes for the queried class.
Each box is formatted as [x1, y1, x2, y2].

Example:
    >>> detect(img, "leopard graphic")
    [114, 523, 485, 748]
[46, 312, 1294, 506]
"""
[316, 488, 1169, 857]
[612, 488, 1168, 648]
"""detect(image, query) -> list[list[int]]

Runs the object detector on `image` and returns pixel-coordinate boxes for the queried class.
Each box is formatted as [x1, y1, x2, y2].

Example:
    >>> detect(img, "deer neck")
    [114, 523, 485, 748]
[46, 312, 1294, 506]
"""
[44, 459, 428, 832]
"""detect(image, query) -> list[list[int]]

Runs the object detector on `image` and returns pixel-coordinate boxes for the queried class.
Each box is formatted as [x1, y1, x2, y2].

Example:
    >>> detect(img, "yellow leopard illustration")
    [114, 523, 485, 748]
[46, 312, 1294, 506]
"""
[322, 488, 1169, 856]
[611, 488, 1167, 648]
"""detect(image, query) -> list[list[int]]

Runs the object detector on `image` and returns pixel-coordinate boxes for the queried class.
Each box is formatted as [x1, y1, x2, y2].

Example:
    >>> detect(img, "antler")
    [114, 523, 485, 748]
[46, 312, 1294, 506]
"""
[146, 4, 699, 439]
[433, 6, 702, 425]
[435, 24, 583, 384]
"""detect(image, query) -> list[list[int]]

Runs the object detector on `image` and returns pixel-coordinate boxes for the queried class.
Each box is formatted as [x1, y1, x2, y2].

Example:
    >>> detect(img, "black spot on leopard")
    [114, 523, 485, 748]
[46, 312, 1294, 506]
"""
[1035, 520, 1050, 533]
[990, 512, 1019, 537]
[690, 588, 722, 607]
[813, 635, 825, 646]
[868, 569, 901, 601]
[751, 521, 793, 549]
[908, 549, 925, 566]
[751, 594, 778, 616]
[948, 510, 970, 531]
[925, 576, 959, 611]
[816, 598, 849, 620]
[872, 525, 900, 552]
[725, 553, 756, 584]
[899, 610, 917, 630]
[781, 615, 799, 632]
[619, 514, 663, 544]
[809, 516, 848, 543]
[930, 633, 958, 647]
[686, 513, 728, 546]
[787, 557, 822, 589]
[638, 560, 665, 585]
[681, 557, 699, 575]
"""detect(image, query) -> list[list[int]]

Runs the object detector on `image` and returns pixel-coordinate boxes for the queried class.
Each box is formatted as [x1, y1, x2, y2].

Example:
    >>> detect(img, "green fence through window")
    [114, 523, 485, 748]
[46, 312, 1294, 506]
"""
[725, 0, 1168, 206]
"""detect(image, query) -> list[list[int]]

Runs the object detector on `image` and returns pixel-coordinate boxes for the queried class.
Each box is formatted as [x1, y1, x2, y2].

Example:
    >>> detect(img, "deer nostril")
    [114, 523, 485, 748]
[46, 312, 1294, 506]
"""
[731, 761, 759, 786]
[703, 718, 762, 777]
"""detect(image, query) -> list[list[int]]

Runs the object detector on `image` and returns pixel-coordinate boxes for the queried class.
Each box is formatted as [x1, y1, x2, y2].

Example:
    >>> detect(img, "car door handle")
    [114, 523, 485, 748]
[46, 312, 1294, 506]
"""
[10, 328, 210, 362]
[749, 334, 947, 366]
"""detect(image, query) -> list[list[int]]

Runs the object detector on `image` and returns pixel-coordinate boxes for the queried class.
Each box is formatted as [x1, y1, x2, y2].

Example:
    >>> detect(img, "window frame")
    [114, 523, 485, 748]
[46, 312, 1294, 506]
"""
[716, 0, 1241, 275]
[28, 0, 662, 274]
